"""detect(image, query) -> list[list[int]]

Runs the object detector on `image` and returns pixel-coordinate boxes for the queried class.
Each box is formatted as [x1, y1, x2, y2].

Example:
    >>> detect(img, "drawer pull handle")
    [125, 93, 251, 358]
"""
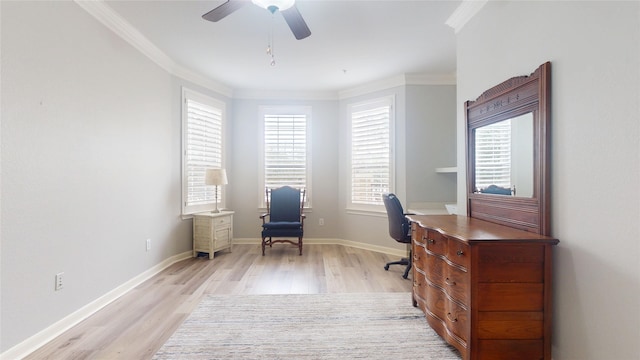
[445, 278, 456, 286]
[456, 250, 464, 256]
[446, 313, 458, 322]
[427, 238, 435, 244]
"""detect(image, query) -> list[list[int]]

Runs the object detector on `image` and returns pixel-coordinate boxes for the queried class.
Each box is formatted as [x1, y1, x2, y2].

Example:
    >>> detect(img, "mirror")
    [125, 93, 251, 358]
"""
[474, 112, 534, 197]
[465, 62, 551, 235]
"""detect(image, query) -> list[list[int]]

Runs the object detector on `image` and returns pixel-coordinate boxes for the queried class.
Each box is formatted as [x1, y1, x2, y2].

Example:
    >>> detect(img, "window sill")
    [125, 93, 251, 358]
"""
[345, 208, 387, 217]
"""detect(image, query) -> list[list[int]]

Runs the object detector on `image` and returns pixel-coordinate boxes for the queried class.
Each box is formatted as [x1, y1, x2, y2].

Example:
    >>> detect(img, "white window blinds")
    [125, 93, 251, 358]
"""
[350, 98, 392, 206]
[182, 89, 224, 214]
[474, 119, 511, 190]
[263, 114, 307, 190]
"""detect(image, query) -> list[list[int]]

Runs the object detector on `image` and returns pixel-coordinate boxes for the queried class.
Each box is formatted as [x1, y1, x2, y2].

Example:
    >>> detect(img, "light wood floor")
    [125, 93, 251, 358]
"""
[26, 244, 412, 359]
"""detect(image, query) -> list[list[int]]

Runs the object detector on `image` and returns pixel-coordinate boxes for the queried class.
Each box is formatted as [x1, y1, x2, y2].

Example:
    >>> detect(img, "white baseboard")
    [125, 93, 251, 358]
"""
[1, 251, 193, 360]
[2, 239, 405, 359]
[234, 238, 408, 258]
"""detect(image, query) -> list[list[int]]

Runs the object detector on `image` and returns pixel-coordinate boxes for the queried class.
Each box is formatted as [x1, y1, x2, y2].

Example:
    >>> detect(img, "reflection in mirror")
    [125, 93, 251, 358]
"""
[474, 112, 533, 197]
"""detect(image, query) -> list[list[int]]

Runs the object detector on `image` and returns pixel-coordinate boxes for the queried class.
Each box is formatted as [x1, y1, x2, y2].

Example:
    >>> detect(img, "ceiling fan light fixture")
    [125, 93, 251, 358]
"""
[251, 0, 295, 12]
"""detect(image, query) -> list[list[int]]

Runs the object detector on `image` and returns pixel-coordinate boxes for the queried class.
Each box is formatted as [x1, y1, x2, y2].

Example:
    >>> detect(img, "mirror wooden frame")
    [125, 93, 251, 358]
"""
[465, 62, 551, 235]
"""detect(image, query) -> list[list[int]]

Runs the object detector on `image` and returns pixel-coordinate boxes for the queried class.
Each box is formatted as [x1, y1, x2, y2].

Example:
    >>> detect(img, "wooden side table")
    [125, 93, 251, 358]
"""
[192, 211, 234, 259]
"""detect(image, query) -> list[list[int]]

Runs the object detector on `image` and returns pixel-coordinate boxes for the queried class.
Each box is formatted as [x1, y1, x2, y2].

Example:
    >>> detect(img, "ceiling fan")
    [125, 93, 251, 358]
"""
[202, 0, 312, 40]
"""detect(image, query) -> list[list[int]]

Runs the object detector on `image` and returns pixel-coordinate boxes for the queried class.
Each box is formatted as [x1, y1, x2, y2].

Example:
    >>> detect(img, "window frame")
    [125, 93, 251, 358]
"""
[347, 95, 395, 213]
[258, 105, 312, 209]
[181, 87, 226, 215]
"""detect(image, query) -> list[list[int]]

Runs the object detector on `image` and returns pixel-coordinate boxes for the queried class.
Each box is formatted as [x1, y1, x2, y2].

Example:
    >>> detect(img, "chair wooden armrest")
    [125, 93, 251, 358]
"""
[260, 213, 269, 224]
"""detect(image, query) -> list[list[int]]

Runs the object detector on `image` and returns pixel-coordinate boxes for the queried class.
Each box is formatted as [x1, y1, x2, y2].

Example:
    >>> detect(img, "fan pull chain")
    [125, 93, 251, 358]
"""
[266, 12, 275, 66]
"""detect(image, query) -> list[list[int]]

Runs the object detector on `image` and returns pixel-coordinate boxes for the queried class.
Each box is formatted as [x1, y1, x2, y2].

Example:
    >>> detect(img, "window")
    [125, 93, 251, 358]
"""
[182, 88, 225, 215]
[259, 106, 311, 207]
[348, 96, 394, 210]
[474, 119, 511, 191]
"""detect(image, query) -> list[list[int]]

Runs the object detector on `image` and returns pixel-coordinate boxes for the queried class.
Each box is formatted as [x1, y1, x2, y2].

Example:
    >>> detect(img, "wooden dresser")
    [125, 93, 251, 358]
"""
[408, 214, 559, 360]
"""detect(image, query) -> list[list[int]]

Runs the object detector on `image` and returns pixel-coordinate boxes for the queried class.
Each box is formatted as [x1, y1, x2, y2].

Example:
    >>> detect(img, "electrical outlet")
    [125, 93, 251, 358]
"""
[55, 272, 64, 291]
[319, 218, 325, 226]
[146, 239, 151, 251]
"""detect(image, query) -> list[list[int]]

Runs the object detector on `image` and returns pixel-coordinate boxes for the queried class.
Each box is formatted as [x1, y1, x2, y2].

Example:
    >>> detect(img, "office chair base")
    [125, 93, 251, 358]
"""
[384, 257, 411, 279]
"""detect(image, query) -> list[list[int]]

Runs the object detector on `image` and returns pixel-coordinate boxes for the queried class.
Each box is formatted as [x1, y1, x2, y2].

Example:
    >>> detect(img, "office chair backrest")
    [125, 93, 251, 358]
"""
[268, 186, 303, 222]
[382, 193, 411, 243]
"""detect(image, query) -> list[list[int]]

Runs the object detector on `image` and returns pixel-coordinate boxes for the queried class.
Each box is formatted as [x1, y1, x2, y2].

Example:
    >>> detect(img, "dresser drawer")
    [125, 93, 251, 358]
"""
[426, 253, 446, 288]
[425, 229, 447, 256]
[413, 231, 427, 262]
[412, 223, 425, 245]
[413, 273, 429, 302]
[445, 299, 469, 342]
[447, 239, 470, 268]
[445, 264, 470, 304]
[426, 283, 446, 321]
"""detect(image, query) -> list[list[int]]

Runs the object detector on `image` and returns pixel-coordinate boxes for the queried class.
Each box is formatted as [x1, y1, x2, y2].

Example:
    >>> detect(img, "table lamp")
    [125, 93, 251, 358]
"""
[205, 168, 228, 213]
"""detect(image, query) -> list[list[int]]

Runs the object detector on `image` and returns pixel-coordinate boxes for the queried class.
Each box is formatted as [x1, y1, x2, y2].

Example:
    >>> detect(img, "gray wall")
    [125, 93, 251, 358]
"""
[1, 1, 457, 354]
[455, 1, 640, 359]
[1, 1, 191, 350]
[406, 85, 457, 203]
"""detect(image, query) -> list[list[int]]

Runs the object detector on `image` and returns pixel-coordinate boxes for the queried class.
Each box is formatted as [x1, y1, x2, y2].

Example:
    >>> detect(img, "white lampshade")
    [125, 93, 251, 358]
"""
[205, 168, 228, 186]
[252, 0, 295, 11]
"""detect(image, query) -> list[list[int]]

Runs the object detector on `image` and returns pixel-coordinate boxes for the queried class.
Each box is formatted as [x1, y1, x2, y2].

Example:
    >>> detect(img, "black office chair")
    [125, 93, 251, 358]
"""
[260, 186, 306, 256]
[382, 193, 412, 279]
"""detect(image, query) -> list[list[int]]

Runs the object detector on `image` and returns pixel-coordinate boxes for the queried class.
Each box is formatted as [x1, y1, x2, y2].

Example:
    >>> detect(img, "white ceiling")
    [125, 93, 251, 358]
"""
[104, 0, 461, 94]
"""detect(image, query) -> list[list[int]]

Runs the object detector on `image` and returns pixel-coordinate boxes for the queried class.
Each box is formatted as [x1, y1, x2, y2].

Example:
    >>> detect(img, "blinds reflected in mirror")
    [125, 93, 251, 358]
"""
[475, 119, 512, 191]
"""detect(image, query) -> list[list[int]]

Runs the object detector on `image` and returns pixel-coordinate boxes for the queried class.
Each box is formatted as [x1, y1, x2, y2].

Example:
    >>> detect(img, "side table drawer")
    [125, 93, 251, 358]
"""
[214, 215, 232, 226]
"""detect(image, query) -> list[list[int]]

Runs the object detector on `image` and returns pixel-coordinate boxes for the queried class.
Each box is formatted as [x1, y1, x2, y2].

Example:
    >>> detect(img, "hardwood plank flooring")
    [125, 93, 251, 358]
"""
[25, 244, 412, 359]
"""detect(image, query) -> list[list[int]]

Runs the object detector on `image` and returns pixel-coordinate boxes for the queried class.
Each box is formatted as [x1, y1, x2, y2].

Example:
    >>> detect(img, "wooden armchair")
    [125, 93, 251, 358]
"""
[260, 186, 306, 256]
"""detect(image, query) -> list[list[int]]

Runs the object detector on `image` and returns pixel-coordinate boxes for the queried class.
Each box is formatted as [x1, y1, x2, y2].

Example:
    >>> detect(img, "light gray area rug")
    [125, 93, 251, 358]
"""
[153, 292, 460, 359]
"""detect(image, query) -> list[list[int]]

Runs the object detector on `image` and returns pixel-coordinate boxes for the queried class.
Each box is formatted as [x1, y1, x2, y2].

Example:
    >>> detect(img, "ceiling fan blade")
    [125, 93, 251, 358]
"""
[280, 5, 311, 40]
[202, 0, 248, 22]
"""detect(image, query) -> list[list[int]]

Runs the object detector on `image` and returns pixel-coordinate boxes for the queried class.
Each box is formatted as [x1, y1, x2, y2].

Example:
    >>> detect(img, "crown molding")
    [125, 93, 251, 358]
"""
[338, 73, 457, 99]
[338, 75, 407, 99]
[233, 88, 339, 101]
[233, 71, 457, 100]
[74, 0, 233, 97]
[405, 73, 457, 85]
[445, 0, 488, 34]
[173, 66, 234, 98]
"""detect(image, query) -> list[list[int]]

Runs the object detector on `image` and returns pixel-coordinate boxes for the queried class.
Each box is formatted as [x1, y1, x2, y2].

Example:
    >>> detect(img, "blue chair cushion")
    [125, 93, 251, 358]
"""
[481, 184, 512, 195]
[263, 221, 302, 230]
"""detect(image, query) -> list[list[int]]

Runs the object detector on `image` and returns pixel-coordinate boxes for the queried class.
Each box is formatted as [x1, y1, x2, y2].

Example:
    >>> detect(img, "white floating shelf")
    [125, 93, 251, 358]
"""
[435, 167, 458, 173]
